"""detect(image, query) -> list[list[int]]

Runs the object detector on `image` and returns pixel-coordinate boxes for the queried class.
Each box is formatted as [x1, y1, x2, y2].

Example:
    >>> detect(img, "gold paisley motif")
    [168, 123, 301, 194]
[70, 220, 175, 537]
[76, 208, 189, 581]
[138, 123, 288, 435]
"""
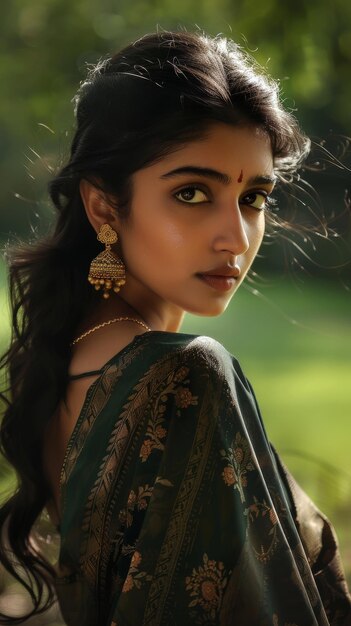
[245, 497, 279, 564]
[79, 347, 195, 595]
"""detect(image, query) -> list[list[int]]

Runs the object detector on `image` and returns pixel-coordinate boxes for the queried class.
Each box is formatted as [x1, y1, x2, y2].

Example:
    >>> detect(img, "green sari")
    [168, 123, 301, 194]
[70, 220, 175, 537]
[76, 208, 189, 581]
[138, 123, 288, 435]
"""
[55, 331, 351, 625]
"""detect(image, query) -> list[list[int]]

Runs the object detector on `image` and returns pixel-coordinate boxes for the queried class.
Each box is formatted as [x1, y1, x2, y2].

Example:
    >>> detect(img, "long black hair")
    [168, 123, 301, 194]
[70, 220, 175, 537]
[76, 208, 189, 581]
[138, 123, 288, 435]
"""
[0, 29, 310, 621]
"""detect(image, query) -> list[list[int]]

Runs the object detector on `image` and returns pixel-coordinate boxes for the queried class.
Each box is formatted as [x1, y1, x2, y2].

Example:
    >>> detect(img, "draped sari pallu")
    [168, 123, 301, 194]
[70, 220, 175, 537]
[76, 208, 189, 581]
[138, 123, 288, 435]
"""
[54, 331, 351, 626]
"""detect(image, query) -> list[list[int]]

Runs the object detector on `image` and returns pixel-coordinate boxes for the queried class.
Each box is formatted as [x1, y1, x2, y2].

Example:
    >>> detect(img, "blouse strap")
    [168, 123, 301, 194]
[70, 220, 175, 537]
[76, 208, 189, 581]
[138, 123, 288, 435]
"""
[68, 369, 103, 381]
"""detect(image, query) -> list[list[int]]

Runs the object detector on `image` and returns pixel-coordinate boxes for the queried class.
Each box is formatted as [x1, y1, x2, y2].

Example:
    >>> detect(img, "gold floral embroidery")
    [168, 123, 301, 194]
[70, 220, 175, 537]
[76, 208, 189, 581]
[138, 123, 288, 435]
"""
[173, 365, 189, 383]
[222, 465, 236, 487]
[119, 484, 154, 528]
[139, 365, 198, 462]
[121, 550, 152, 593]
[140, 438, 155, 462]
[139, 409, 167, 462]
[220, 432, 255, 502]
[175, 386, 198, 410]
[185, 553, 228, 620]
[245, 497, 279, 564]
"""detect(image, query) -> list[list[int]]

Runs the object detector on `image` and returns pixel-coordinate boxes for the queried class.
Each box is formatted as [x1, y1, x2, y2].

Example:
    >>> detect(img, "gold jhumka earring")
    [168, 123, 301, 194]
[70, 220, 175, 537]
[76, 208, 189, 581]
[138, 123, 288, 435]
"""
[88, 224, 126, 299]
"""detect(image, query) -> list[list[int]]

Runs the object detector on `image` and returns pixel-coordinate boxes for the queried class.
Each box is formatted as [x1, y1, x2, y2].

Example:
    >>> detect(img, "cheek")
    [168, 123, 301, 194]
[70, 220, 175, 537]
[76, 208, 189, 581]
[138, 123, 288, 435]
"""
[248, 215, 265, 253]
[154, 222, 189, 252]
[134, 208, 192, 253]
[122, 218, 189, 270]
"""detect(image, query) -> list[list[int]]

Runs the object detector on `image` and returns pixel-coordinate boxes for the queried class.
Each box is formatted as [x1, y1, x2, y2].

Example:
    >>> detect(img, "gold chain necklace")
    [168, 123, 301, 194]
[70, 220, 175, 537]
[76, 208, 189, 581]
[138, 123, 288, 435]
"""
[71, 316, 152, 346]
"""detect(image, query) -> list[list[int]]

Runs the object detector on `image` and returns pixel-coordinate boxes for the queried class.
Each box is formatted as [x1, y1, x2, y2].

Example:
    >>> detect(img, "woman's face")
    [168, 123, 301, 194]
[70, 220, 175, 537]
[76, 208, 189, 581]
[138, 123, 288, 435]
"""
[113, 122, 275, 329]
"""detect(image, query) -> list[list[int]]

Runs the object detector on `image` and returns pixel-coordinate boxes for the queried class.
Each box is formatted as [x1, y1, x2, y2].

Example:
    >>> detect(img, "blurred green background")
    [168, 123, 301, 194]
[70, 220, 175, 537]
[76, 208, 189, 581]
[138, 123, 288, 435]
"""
[0, 0, 350, 622]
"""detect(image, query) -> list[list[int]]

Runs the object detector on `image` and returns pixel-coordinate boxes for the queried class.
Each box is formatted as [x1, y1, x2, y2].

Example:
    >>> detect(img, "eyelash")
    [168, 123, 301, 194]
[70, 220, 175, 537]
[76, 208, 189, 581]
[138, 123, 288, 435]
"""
[173, 185, 274, 212]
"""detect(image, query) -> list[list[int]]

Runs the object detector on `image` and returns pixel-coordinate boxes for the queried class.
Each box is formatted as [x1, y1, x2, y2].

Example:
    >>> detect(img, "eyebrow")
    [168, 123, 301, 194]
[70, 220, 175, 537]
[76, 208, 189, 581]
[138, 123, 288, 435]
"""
[160, 166, 277, 186]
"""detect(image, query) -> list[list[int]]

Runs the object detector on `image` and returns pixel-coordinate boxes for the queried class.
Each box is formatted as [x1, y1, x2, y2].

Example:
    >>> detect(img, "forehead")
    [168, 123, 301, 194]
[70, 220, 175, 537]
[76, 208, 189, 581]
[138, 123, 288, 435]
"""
[140, 122, 274, 179]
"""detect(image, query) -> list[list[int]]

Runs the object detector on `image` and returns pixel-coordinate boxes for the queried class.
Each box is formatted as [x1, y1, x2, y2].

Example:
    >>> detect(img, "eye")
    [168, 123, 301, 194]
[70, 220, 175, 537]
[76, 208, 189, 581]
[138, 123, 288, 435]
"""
[241, 191, 270, 211]
[174, 185, 209, 204]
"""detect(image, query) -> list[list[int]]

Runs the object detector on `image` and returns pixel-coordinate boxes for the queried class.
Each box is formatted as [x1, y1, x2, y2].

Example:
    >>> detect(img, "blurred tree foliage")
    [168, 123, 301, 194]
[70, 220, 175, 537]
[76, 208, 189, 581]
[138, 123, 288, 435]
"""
[0, 0, 350, 275]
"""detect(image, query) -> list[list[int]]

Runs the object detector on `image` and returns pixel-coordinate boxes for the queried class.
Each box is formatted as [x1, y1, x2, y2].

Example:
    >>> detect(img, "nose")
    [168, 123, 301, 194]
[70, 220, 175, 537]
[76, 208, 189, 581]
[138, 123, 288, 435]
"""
[213, 200, 250, 256]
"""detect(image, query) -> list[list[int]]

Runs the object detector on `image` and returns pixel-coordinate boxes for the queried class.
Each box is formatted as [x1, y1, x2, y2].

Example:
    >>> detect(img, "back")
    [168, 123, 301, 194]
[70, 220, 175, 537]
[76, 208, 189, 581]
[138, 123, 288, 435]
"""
[43, 324, 150, 527]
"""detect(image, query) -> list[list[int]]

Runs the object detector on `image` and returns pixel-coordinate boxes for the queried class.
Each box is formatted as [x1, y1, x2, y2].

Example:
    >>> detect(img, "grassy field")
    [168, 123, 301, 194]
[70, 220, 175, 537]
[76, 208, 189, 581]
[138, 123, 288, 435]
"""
[0, 267, 350, 619]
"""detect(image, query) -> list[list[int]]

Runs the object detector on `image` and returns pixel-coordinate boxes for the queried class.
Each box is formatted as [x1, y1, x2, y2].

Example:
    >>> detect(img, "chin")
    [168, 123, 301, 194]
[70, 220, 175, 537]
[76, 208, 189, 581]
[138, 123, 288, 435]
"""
[186, 300, 232, 318]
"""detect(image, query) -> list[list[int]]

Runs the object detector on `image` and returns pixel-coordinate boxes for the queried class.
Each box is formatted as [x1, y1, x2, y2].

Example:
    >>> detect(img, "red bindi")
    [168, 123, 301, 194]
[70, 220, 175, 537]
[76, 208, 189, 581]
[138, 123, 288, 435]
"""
[237, 169, 243, 183]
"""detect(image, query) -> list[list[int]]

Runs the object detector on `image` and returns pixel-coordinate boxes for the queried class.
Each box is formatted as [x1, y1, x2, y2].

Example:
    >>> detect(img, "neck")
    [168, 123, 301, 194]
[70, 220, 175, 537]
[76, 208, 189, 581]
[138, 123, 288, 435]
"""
[84, 289, 185, 334]
[118, 295, 185, 333]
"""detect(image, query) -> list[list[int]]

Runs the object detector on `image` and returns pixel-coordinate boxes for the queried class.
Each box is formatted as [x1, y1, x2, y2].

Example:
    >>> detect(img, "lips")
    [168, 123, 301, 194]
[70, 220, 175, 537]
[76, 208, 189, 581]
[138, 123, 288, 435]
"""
[201, 273, 235, 278]
[198, 268, 241, 279]
[196, 273, 237, 292]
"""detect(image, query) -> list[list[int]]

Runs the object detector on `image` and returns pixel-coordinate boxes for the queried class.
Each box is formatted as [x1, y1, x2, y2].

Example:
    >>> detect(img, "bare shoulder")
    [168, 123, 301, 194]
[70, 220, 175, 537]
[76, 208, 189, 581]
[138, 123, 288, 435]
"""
[69, 321, 150, 376]
[42, 322, 150, 519]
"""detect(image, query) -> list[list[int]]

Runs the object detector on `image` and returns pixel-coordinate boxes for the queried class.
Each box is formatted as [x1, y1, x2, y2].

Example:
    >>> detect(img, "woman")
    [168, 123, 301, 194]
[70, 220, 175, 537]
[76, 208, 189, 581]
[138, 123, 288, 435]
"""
[0, 29, 350, 626]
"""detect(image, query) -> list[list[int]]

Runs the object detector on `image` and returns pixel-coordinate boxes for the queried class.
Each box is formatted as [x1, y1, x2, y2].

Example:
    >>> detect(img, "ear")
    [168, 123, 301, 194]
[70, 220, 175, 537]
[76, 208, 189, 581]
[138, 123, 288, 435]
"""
[79, 179, 120, 234]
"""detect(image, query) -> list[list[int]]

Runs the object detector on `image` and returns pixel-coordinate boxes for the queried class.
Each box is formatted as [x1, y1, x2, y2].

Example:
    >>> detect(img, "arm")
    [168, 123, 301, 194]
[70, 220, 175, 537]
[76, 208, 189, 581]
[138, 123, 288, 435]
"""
[271, 446, 351, 626]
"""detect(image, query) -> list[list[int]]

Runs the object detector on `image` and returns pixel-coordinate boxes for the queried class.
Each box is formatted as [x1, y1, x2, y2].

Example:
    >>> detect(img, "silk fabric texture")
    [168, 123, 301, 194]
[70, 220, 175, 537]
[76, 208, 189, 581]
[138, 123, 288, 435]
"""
[55, 331, 351, 625]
